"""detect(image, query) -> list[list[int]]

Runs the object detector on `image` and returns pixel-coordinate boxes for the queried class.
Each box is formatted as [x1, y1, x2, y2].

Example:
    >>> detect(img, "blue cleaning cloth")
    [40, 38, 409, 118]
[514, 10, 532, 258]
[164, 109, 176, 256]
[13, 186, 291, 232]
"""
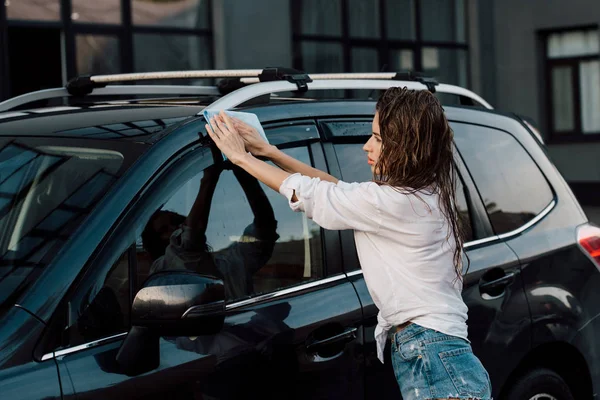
[203, 109, 269, 161]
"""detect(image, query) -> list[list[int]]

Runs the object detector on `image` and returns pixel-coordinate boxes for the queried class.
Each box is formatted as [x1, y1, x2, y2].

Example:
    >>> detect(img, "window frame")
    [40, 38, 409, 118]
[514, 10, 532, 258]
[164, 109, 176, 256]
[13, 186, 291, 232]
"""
[540, 25, 600, 143]
[290, 0, 470, 87]
[0, 0, 214, 96]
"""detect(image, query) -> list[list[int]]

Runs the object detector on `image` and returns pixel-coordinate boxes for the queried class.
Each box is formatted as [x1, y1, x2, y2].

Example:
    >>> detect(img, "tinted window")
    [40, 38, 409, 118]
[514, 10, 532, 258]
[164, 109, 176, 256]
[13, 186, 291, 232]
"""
[456, 177, 473, 242]
[67, 249, 130, 345]
[138, 147, 324, 303]
[0, 138, 124, 312]
[334, 143, 372, 183]
[322, 120, 372, 137]
[453, 123, 553, 235]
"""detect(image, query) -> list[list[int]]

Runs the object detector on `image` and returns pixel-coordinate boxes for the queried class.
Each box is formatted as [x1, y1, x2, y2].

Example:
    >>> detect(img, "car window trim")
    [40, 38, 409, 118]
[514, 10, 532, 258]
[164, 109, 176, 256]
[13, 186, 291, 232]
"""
[43, 198, 557, 362]
[40, 273, 350, 361]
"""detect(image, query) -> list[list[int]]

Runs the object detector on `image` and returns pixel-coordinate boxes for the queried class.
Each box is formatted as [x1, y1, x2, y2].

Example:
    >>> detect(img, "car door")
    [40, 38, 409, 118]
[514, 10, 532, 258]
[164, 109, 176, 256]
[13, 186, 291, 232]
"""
[319, 118, 527, 399]
[41, 121, 363, 400]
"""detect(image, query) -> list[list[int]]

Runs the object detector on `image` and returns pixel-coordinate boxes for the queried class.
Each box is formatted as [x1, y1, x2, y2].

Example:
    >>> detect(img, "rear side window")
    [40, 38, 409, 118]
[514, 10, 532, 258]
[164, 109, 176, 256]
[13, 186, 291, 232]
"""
[453, 122, 553, 235]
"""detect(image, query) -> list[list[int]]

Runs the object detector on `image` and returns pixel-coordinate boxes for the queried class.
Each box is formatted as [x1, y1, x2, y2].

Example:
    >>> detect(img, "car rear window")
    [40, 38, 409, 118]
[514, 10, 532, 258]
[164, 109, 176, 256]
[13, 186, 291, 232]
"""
[453, 122, 554, 235]
[0, 138, 126, 310]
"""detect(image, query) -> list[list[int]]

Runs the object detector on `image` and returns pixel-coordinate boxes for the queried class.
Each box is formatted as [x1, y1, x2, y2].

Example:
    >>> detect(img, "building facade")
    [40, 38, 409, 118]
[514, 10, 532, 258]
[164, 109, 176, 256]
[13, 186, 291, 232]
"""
[0, 0, 598, 220]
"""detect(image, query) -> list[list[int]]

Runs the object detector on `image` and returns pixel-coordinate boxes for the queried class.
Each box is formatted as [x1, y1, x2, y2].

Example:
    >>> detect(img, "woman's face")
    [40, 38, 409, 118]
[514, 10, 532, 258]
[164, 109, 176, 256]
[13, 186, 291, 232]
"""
[363, 111, 382, 174]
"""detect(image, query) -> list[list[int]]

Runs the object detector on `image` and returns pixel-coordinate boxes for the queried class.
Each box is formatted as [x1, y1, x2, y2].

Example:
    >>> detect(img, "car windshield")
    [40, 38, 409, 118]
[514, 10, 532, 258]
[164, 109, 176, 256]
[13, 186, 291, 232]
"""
[0, 137, 126, 311]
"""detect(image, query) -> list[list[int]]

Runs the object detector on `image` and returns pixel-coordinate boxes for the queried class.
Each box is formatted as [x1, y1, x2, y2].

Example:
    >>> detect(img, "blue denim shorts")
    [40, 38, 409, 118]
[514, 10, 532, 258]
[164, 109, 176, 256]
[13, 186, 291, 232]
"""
[390, 323, 492, 400]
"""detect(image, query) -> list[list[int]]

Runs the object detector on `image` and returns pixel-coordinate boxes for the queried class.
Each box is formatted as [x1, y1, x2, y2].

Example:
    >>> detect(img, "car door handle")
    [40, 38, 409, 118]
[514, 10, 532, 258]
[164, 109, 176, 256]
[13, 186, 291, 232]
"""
[479, 271, 516, 291]
[479, 271, 516, 300]
[305, 327, 358, 353]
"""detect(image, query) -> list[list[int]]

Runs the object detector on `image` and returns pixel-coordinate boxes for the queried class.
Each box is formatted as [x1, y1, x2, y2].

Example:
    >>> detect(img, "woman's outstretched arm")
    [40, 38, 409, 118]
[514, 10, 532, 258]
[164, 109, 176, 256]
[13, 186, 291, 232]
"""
[206, 113, 294, 196]
[228, 113, 338, 184]
[206, 112, 382, 234]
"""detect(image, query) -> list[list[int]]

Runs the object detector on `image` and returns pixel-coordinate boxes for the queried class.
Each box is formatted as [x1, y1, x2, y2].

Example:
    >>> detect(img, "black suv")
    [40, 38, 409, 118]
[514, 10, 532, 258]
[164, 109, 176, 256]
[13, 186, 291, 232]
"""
[0, 70, 599, 400]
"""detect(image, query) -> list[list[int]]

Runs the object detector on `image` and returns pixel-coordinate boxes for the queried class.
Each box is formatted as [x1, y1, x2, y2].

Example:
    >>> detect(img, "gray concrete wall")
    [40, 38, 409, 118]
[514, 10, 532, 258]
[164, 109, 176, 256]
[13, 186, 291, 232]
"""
[212, 0, 292, 69]
[490, 0, 600, 184]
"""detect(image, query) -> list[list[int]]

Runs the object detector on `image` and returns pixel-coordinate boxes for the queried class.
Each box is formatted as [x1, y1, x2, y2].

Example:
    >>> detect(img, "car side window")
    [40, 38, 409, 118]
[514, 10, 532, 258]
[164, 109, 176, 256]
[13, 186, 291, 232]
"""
[453, 122, 554, 235]
[66, 248, 131, 346]
[137, 146, 324, 303]
[455, 177, 474, 243]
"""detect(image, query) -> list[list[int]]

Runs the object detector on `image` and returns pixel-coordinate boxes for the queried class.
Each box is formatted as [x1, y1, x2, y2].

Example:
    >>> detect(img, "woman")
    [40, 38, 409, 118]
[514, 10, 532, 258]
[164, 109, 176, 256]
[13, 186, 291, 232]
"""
[206, 87, 492, 400]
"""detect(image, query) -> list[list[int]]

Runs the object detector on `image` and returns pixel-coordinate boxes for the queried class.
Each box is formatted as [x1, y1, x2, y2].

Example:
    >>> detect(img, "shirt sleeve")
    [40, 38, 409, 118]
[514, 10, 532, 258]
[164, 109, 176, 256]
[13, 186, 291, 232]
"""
[279, 173, 382, 233]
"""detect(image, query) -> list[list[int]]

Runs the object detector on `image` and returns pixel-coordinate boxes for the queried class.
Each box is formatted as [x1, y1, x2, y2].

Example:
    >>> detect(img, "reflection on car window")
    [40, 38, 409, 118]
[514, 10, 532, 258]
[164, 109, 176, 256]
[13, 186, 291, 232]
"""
[69, 250, 130, 346]
[138, 146, 323, 302]
[453, 123, 553, 235]
[455, 178, 474, 242]
[0, 139, 124, 310]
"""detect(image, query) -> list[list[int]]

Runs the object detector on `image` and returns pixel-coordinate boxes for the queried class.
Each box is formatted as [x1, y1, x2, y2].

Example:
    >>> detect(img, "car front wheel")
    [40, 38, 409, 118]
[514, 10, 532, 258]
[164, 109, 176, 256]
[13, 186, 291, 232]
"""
[504, 368, 574, 400]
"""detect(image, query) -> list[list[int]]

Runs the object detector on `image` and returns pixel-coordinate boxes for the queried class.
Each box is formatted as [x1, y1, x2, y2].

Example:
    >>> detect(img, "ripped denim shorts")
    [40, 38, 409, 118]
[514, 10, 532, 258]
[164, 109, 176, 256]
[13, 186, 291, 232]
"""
[390, 323, 492, 400]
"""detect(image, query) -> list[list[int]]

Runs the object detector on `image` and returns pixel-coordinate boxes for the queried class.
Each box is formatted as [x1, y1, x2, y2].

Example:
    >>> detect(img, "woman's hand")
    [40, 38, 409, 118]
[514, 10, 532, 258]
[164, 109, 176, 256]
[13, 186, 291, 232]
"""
[229, 114, 272, 157]
[206, 112, 248, 165]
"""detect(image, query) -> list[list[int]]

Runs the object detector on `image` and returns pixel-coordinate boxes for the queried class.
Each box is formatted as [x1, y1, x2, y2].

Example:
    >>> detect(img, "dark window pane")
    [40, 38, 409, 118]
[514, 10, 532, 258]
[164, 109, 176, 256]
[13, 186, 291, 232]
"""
[134, 34, 213, 85]
[132, 0, 210, 29]
[420, 0, 466, 43]
[351, 47, 379, 72]
[68, 250, 130, 345]
[453, 123, 553, 235]
[385, 0, 416, 40]
[64, 171, 116, 209]
[301, 41, 344, 73]
[422, 47, 467, 86]
[265, 124, 320, 145]
[0, 140, 124, 310]
[334, 143, 373, 184]
[455, 178, 473, 242]
[323, 121, 371, 137]
[76, 35, 120, 76]
[139, 147, 323, 303]
[551, 66, 575, 132]
[300, 42, 344, 98]
[6, 0, 60, 21]
[0, 144, 37, 183]
[348, 0, 380, 39]
[72, 0, 121, 24]
[296, 0, 342, 36]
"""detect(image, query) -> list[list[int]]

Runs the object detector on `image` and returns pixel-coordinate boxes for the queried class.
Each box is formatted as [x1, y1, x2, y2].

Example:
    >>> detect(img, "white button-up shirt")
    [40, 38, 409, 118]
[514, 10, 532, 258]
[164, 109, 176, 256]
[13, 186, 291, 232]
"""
[279, 173, 469, 363]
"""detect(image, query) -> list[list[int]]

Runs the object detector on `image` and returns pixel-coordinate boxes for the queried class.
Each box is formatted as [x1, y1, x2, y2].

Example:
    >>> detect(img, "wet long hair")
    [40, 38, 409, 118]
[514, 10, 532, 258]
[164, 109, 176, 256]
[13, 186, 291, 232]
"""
[374, 87, 468, 281]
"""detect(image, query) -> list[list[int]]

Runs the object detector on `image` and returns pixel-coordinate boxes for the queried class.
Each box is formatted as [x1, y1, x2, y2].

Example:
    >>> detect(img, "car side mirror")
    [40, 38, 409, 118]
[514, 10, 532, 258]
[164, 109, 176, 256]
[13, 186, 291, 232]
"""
[116, 271, 225, 375]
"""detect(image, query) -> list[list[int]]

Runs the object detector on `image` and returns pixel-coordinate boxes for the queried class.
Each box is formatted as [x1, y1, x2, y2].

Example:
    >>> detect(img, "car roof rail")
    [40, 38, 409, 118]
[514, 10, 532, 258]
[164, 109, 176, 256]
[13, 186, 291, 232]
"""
[202, 79, 493, 114]
[0, 67, 492, 113]
[0, 85, 221, 113]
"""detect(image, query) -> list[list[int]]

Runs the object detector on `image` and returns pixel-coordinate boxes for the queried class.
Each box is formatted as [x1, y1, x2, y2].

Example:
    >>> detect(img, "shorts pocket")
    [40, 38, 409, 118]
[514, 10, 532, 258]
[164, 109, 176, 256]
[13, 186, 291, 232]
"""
[395, 334, 423, 361]
[439, 346, 491, 398]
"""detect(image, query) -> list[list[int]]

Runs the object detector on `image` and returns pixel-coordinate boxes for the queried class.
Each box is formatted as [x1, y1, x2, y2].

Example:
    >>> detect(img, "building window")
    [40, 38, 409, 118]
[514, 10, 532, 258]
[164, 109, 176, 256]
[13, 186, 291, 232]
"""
[2, 0, 214, 97]
[544, 27, 600, 137]
[291, 0, 468, 87]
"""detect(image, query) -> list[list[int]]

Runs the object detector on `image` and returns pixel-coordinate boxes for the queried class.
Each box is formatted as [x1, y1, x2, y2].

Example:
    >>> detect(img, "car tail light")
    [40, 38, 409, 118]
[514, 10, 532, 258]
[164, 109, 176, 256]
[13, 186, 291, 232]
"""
[577, 223, 600, 271]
